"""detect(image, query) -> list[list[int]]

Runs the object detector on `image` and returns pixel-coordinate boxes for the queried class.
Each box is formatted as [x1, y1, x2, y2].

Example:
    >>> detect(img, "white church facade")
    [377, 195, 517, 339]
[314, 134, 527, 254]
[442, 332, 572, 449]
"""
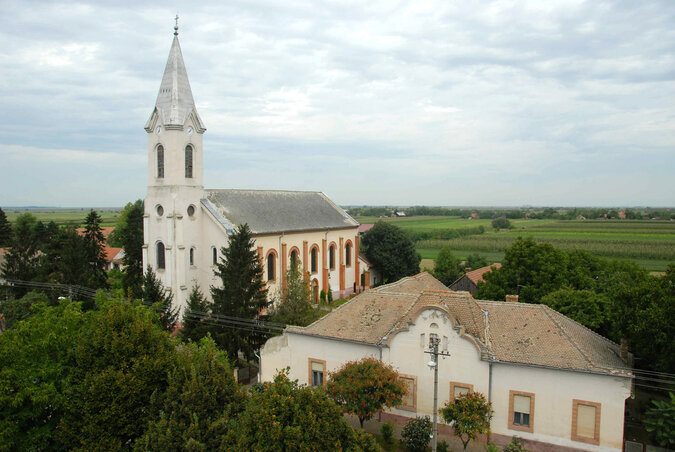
[142, 27, 365, 313]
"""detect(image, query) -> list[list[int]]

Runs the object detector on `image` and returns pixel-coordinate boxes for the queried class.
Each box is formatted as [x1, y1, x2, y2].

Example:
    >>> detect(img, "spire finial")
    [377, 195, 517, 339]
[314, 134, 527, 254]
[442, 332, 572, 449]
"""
[174, 14, 179, 36]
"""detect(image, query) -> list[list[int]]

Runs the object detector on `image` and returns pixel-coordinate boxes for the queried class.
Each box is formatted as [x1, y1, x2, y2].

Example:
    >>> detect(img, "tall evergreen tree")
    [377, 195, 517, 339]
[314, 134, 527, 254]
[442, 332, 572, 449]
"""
[180, 284, 213, 343]
[83, 210, 109, 289]
[142, 266, 177, 332]
[119, 200, 144, 300]
[210, 224, 268, 361]
[1, 213, 39, 297]
[0, 207, 11, 247]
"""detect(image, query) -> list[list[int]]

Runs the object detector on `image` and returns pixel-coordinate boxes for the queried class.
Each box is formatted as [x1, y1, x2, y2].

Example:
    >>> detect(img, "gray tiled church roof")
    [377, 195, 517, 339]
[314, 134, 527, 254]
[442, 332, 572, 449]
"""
[204, 189, 359, 235]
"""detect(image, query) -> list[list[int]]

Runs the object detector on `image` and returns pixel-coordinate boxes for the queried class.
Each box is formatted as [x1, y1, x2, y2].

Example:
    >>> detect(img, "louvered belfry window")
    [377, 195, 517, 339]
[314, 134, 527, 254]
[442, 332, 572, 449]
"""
[157, 145, 164, 178]
[185, 145, 193, 178]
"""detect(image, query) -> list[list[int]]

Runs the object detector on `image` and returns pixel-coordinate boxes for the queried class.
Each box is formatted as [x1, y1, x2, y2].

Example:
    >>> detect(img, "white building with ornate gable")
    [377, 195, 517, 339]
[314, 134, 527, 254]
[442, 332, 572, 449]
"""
[262, 272, 633, 452]
[143, 27, 366, 313]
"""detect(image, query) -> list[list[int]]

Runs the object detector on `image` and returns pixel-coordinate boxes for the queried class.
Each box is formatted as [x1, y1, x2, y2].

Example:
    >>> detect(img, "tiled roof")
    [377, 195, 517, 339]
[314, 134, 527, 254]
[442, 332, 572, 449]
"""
[358, 224, 374, 233]
[465, 263, 502, 284]
[204, 189, 359, 235]
[290, 272, 629, 376]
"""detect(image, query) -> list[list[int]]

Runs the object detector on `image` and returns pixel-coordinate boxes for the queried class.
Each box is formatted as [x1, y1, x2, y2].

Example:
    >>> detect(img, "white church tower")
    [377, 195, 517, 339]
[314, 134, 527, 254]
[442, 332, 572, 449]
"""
[143, 20, 207, 311]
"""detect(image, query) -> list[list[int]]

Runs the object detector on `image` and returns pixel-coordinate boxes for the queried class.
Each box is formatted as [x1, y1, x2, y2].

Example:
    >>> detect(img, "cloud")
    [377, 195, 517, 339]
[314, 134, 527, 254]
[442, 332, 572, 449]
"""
[0, 0, 673, 207]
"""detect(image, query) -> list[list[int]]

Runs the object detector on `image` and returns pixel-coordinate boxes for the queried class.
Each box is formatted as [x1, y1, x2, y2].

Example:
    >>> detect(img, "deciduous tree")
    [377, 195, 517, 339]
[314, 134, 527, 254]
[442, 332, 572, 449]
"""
[135, 337, 246, 451]
[210, 224, 268, 360]
[361, 221, 421, 284]
[440, 392, 493, 451]
[225, 370, 375, 451]
[326, 357, 407, 428]
[433, 246, 461, 286]
[268, 258, 322, 326]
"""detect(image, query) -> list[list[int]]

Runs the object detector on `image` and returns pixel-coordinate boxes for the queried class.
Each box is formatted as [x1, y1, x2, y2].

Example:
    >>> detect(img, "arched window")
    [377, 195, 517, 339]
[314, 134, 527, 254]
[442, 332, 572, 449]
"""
[310, 246, 318, 273]
[290, 249, 298, 266]
[156, 242, 165, 269]
[185, 145, 193, 178]
[157, 145, 164, 178]
[212, 247, 217, 265]
[329, 244, 335, 270]
[189, 247, 195, 266]
[345, 242, 352, 267]
[267, 252, 276, 281]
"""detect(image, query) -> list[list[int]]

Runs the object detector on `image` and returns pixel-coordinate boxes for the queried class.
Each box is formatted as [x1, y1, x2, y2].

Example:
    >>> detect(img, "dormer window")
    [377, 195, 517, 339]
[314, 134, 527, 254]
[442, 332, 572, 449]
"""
[157, 145, 164, 178]
[185, 145, 193, 178]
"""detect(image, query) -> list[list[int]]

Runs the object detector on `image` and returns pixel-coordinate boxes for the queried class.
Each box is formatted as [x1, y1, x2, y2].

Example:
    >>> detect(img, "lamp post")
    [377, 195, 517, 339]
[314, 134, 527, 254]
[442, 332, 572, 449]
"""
[427, 336, 440, 452]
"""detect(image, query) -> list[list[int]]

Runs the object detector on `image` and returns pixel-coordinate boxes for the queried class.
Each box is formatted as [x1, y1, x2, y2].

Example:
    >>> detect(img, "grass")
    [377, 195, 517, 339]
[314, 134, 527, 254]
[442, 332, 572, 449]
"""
[356, 216, 675, 272]
[5, 208, 122, 227]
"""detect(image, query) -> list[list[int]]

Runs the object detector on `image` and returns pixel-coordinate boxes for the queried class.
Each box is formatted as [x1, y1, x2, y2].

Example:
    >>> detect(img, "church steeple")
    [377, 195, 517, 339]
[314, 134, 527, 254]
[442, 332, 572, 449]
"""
[145, 21, 205, 132]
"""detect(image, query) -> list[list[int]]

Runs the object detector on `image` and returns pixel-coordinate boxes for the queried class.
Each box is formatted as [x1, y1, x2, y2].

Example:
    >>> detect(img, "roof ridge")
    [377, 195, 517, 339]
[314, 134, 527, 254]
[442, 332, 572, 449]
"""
[541, 304, 623, 351]
[541, 305, 597, 370]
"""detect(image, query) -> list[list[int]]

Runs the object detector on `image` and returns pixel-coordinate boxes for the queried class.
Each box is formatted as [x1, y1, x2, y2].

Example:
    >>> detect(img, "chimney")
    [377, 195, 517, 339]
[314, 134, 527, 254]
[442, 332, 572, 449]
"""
[620, 339, 628, 362]
[505, 295, 519, 303]
[464, 267, 471, 273]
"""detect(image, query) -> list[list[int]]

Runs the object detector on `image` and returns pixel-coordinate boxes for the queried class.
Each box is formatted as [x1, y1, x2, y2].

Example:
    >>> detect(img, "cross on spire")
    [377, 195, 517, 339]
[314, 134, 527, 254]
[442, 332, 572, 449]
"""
[174, 14, 179, 36]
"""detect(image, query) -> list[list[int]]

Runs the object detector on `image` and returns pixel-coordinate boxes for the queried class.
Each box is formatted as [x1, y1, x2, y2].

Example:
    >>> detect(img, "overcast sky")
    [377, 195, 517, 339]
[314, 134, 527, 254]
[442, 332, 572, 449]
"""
[1, 0, 674, 208]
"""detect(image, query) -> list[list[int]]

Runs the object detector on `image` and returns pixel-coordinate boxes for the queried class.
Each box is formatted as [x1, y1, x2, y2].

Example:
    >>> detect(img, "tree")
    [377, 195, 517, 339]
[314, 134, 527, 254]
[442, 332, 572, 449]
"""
[361, 221, 421, 284]
[0, 207, 11, 247]
[134, 337, 246, 451]
[57, 298, 176, 450]
[210, 224, 268, 360]
[440, 392, 493, 451]
[540, 288, 609, 332]
[143, 266, 177, 332]
[1, 213, 40, 297]
[224, 370, 372, 451]
[40, 228, 92, 288]
[433, 246, 461, 286]
[400, 416, 432, 452]
[326, 357, 407, 428]
[0, 300, 85, 451]
[492, 217, 511, 230]
[180, 284, 213, 343]
[118, 200, 144, 300]
[0, 290, 50, 330]
[268, 258, 322, 326]
[476, 238, 570, 303]
[83, 209, 109, 289]
[465, 253, 488, 271]
[643, 392, 675, 448]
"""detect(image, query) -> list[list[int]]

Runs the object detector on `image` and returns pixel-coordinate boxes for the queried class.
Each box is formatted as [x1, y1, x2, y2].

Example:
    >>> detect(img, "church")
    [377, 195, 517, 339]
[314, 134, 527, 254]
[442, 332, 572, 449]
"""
[142, 25, 367, 313]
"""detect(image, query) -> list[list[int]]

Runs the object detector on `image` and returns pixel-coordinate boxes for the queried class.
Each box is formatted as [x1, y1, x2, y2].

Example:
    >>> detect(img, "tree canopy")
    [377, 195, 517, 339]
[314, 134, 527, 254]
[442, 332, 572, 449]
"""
[326, 357, 407, 428]
[433, 246, 462, 286]
[118, 200, 145, 300]
[268, 257, 323, 326]
[0, 207, 11, 247]
[210, 223, 268, 360]
[361, 221, 421, 284]
[440, 392, 493, 451]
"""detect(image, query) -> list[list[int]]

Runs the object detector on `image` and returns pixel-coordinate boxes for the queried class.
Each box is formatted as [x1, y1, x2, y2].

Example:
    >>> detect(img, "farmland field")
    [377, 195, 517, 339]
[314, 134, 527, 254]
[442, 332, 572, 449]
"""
[5, 208, 122, 227]
[355, 217, 675, 272]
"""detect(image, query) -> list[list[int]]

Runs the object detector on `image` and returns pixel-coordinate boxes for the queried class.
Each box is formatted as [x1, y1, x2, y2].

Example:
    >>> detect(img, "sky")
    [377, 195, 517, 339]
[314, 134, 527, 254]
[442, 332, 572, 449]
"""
[1, 0, 674, 208]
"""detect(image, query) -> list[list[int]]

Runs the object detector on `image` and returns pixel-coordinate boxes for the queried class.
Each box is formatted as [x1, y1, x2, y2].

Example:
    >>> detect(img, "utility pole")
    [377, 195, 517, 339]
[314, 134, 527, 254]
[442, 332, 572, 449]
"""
[426, 335, 450, 452]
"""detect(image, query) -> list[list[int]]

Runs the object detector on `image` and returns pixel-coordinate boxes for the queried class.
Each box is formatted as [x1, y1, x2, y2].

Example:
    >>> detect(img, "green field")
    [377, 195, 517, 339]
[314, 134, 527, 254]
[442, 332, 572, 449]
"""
[356, 217, 675, 272]
[5, 208, 122, 227]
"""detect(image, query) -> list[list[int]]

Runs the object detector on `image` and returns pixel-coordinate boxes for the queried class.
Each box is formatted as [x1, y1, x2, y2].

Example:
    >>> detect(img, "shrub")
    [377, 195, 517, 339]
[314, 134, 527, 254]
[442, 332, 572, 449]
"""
[504, 436, 528, 452]
[437, 440, 450, 452]
[492, 217, 511, 230]
[327, 289, 333, 303]
[380, 421, 395, 444]
[320, 290, 326, 304]
[400, 416, 432, 452]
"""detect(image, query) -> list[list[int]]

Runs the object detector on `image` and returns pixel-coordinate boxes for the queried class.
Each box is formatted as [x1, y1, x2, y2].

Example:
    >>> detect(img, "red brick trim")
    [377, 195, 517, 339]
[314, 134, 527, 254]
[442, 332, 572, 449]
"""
[308, 357, 327, 387]
[450, 381, 474, 402]
[571, 399, 601, 445]
[508, 390, 535, 433]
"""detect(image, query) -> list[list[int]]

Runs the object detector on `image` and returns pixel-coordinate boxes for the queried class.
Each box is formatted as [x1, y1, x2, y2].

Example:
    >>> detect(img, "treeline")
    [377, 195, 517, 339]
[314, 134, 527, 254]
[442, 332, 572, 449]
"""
[474, 238, 674, 374]
[0, 202, 145, 300]
[347, 205, 675, 220]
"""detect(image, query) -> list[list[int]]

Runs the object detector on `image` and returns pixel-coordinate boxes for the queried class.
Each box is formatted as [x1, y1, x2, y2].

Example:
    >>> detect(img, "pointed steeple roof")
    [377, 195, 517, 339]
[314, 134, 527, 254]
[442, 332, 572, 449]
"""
[146, 29, 205, 132]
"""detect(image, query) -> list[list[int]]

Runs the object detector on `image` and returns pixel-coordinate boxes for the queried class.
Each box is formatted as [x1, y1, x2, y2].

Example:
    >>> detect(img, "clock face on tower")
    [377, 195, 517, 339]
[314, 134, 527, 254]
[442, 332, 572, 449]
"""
[187, 126, 194, 136]
[155, 126, 162, 135]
